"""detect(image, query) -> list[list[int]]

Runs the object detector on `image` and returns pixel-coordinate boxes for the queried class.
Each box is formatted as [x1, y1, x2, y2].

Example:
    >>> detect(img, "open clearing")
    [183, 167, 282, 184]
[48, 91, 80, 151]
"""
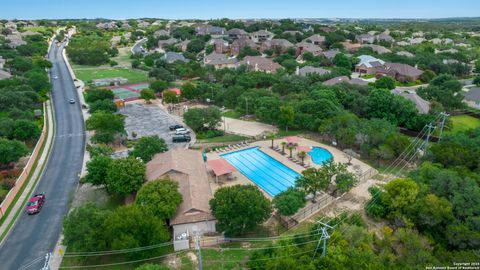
[449, 115, 480, 133]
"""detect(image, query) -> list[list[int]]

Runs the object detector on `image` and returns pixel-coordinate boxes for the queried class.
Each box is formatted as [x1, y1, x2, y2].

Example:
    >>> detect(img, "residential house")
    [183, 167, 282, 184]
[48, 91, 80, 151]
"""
[341, 41, 362, 52]
[209, 39, 230, 54]
[236, 56, 282, 73]
[435, 48, 458, 54]
[303, 34, 326, 45]
[5, 34, 26, 48]
[260, 39, 293, 53]
[4, 21, 17, 31]
[121, 21, 131, 29]
[175, 40, 191, 52]
[123, 32, 132, 39]
[391, 88, 431, 114]
[295, 42, 322, 56]
[203, 52, 237, 69]
[376, 32, 394, 43]
[412, 31, 425, 38]
[408, 37, 426, 45]
[96, 22, 117, 30]
[145, 149, 216, 251]
[355, 55, 386, 75]
[250, 30, 274, 43]
[396, 41, 410, 46]
[0, 69, 12, 80]
[322, 76, 369, 86]
[296, 66, 330, 76]
[226, 28, 248, 40]
[321, 49, 340, 60]
[377, 63, 423, 82]
[355, 34, 375, 44]
[158, 38, 178, 48]
[463, 87, 480, 109]
[430, 38, 442, 45]
[196, 25, 226, 37]
[110, 36, 121, 47]
[153, 29, 170, 38]
[362, 44, 391, 54]
[396, 51, 415, 58]
[137, 21, 151, 29]
[163, 52, 189, 63]
[230, 36, 258, 55]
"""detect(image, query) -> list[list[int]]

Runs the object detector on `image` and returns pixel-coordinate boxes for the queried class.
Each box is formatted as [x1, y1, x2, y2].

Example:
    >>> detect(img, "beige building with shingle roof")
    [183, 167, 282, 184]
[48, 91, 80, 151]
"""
[146, 148, 216, 250]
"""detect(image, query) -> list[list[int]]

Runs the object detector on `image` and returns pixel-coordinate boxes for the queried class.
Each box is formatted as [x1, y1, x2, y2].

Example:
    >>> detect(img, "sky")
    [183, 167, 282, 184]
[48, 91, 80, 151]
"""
[0, 0, 479, 20]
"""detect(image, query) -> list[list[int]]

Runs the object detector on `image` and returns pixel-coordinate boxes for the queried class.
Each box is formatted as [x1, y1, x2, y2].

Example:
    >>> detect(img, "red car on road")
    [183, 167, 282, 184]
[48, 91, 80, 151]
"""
[26, 193, 45, 215]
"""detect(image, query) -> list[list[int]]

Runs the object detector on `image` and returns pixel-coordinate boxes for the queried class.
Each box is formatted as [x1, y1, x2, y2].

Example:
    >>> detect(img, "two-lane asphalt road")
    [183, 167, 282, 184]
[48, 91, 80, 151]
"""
[0, 42, 85, 269]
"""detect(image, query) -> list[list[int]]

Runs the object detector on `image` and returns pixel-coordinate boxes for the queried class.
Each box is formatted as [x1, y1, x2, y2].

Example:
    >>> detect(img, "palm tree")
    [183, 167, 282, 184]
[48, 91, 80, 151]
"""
[280, 142, 287, 154]
[287, 144, 295, 158]
[298, 151, 307, 165]
[267, 133, 277, 149]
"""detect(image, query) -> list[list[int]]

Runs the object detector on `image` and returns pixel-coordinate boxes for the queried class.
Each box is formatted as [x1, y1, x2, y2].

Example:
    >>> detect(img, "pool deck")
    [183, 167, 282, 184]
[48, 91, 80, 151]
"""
[205, 137, 373, 198]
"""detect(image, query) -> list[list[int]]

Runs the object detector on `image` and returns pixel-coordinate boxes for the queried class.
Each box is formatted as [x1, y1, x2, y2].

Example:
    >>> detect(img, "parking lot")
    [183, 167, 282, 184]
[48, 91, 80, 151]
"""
[119, 103, 191, 149]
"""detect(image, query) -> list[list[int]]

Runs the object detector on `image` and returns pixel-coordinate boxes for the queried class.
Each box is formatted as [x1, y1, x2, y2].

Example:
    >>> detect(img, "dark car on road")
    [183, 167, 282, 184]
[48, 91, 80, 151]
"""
[172, 135, 191, 143]
[169, 124, 183, 131]
[26, 193, 45, 215]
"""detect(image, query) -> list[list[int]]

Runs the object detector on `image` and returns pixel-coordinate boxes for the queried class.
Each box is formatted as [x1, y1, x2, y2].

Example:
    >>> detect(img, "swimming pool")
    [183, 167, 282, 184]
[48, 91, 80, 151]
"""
[308, 147, 333, 165]
[221, 147, 300, 196]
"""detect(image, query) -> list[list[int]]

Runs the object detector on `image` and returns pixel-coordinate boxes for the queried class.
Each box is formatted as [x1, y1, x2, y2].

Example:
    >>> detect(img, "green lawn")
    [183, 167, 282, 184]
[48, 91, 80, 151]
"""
[449, 115, 480, 133]
[222, 110, 242, 119]
[74, 68, 149, 84]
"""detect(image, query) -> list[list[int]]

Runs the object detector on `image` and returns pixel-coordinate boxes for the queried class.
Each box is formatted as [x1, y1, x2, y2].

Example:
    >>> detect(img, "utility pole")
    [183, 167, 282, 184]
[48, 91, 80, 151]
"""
[438, 112, 450, 142]
[422, 123, 436, 152]
[312, 221, 334, 259]
[42, 252, 51, 270]
[195, 235, 203, 270]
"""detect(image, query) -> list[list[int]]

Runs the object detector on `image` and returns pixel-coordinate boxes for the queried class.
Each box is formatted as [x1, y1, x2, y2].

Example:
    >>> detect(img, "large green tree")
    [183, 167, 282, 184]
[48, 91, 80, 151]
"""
[129, 135, 168, 162]
[210, 185, 272, 236]
[63, 203, 110, 252]
[272, 188, 306, 216]
[105, 157, 146, 195]
[83, 155, 113, 187]
[0, 138, 29, 165]
[86, 111, 125, 144]
[136, 178, 183, 219]
[183, 107, 221, 132]
[295, 167, 330, 202]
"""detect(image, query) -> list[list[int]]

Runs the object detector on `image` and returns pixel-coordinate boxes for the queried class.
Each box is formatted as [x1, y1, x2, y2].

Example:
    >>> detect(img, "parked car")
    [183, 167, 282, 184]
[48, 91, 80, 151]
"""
[169, 124, 183, 131]
[172, 135, 191, 143]
[26, 193, 45, 215]
[69, 98, 75, 104]
[175, 128, 190, 135]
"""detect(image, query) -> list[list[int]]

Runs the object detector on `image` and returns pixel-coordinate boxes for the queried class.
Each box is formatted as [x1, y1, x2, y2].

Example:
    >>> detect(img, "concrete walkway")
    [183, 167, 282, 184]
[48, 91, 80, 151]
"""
[0, 100, 55, 245]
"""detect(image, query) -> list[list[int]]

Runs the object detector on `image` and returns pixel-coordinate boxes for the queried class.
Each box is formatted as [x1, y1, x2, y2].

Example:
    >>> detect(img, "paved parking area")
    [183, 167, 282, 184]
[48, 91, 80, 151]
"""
[119, 103, 190, 149]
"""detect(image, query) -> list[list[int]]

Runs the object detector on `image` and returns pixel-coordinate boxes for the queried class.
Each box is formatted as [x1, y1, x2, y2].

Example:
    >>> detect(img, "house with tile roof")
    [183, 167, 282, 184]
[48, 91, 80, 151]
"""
[250, 29, 274, 43]
[377, 63, 424, 82]
[230, 36, 258, 55]
[303, 34, 326, 45]
[296, 66, 330, 76]
[204, 52, 237, 69]
[355, 55, 386, 75]
[236, 56, 282, 73]
[260, 39, 294, 53]
[391, 88, 431, 114]
[146, 149, 216, 251]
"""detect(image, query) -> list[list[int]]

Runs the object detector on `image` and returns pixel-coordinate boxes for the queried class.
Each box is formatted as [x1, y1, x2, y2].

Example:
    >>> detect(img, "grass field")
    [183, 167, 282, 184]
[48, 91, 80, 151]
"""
[449, 115, 480, 133]
[74, 68, 149, 84]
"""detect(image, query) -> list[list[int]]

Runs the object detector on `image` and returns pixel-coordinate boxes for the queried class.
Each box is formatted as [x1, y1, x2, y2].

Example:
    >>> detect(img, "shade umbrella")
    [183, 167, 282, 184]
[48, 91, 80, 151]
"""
[296, 146, 312, 153]
[285, 136, 300, 144]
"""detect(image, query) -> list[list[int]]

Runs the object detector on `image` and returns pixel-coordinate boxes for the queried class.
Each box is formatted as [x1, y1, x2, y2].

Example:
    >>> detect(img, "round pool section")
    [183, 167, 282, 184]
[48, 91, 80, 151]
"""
[308, 147, 333, 165]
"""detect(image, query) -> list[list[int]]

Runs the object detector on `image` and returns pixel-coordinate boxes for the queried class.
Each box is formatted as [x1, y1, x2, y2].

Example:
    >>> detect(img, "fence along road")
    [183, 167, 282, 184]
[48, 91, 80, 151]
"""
[0, 41, 85, 270]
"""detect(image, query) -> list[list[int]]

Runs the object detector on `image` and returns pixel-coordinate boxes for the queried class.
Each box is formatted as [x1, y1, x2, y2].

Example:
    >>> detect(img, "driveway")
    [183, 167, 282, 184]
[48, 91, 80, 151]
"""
[119, 103, 192, 149]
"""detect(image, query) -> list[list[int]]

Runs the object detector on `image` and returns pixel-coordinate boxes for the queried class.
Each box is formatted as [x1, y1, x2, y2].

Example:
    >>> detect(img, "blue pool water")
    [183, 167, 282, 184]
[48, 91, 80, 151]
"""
[308, 147, 333, 165]
[221, 147, 301, 196]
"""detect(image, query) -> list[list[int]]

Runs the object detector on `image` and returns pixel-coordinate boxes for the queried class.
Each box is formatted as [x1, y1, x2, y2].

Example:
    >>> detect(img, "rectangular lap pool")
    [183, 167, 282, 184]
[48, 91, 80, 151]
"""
[221, 147, 301, 196]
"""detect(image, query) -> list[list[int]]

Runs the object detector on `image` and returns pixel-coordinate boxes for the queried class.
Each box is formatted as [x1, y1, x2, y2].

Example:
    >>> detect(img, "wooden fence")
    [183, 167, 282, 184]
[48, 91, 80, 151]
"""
[0, 103, 48, 219]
